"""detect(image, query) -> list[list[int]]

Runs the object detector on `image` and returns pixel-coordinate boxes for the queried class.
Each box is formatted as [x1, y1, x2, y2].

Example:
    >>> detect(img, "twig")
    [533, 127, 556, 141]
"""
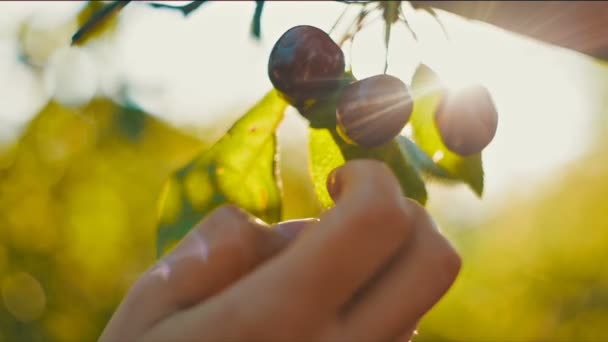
[338, 4, 371, 46]
[422, 7, 450, 41]
[148, 0, 210, 16]
[250, 1, 265, 39]
[398, 5, 418, 41]
[383, 23, 390, 74]
[71, 0, 132, 46]
[333, 0, 372, 4]
[340, 4, 378, 71]
[329, 5, 350, 36]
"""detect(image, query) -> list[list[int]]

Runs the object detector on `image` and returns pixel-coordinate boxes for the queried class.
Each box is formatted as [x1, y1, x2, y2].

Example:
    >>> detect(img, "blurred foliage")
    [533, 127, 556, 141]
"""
[418, 137, 608, 341]
[18, 1, 117, 68]
[0, 99, 204, 341]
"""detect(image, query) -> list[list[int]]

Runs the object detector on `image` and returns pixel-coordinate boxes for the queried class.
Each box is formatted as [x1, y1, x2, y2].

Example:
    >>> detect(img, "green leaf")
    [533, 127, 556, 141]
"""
[116, 105, 146, 141]
[309, 127, 345, 209]
[397, 135, 450, 179]
[410, 64, 484, 196]
[308, 99, 427, 210]
[156, 90, 287, 256]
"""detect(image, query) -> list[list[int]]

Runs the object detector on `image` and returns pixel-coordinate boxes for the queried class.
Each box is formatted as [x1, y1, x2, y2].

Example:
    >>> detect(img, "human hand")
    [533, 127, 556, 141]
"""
[100, 159, 461, 342]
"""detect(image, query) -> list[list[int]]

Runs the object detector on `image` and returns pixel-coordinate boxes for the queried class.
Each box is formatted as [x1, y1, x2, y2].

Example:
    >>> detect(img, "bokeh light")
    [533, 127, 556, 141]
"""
[2, 272, 46, 322]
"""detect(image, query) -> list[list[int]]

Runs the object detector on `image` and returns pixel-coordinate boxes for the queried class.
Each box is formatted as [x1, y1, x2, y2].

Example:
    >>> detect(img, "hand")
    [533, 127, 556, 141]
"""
[100, 160, 461, 342]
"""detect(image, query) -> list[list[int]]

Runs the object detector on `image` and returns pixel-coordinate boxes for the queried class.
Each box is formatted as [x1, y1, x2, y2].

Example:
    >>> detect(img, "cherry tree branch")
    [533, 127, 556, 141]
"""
[409, 1, 608, 59]
[73, 1, 608, 60]
[148, 0, 210, 16]
[71, 0, 132, 46]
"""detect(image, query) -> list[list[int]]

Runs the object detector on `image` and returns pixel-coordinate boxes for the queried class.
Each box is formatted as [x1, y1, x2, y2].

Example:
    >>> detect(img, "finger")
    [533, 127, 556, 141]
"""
[176, 160, 417, 336]
[397, 319, 419, 342]
[274, 218, 318, 240]
[396, 326, 418, 342]
[100, 206, 310, 342]
[329, 199, 461, 341]
[265, 160, 416, 313]
[158, 210, 317, 309]
[143, 160, 416, 340]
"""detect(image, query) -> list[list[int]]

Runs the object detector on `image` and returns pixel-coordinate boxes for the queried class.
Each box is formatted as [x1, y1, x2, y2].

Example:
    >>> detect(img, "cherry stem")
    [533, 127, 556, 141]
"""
[329, 5, 350, 36]
[338, 5, 372, 46]
[333, 0, 373, 4]
[383, 28, 389, 74]
[425, 7, 451, 41]
[398, 5, 419, 41]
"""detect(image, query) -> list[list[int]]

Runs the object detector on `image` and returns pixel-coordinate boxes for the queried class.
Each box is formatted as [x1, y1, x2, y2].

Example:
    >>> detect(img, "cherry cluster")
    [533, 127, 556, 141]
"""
[268, 25, 497, 155]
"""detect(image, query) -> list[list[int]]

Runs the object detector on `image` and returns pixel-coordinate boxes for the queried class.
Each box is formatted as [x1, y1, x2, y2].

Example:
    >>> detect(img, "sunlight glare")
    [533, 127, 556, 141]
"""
[404, 7, 601, 221]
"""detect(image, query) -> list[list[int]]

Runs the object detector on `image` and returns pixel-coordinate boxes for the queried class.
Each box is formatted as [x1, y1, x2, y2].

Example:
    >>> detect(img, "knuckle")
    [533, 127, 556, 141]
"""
[362, 186, 410, 226]
[433, 238, 462, 284]
[368, 160, 399, 187]
[370, 196, 408, 225]
[444, 245, 462, 278]
[209, 204, 248, 222]
[193, 204, 269, 269]
[410, 204, 462, 284]
[127, 262, 169, 304]
[221, 221, 260, 261]
[200, 204, 261, 244]
[344, 192, 411, 242]
[360, 163, 403, 204]
[232, 222, 261, 251]
[217, 216, 267, 269]
[193, 204, 244, 236]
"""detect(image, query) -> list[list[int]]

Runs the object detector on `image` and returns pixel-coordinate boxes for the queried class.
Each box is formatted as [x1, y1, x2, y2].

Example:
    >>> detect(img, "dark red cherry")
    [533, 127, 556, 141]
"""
[435, 84, 498, 156]
[268, 25, 345, 108]
[336, 74, 413, 148]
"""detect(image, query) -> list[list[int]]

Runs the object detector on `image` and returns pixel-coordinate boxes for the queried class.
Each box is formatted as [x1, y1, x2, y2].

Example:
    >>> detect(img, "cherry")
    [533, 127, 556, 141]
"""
[336, 74, 413, 148]
[268, 25, 345, 108]
[435, 85, 498, 156]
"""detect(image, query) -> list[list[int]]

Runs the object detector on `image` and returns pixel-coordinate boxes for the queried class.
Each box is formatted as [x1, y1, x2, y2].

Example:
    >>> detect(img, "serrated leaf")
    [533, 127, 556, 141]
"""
[156, 90, 287, 256]
[308, 96, 427, 210]
[410, 64, 484, 196]
[116, 105, 146, 141]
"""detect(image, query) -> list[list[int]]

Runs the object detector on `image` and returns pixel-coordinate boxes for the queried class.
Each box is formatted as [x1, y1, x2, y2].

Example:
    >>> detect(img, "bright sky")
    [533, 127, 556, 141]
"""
[0, 1, 606, 222]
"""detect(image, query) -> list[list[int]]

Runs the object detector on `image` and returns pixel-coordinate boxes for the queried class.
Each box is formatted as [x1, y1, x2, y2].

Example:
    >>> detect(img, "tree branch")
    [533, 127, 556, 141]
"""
[409, 1, 608, 59]
[148, 0, 210, 16]
[250, 1, 265, 39]
[333, 0, 372, 4]
[72, 0, 132, 46]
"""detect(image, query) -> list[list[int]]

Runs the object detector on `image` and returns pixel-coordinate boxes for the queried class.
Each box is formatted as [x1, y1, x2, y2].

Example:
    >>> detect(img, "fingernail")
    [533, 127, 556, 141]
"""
[326, 167, 342, 200]
[275, 218, 319, 241]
